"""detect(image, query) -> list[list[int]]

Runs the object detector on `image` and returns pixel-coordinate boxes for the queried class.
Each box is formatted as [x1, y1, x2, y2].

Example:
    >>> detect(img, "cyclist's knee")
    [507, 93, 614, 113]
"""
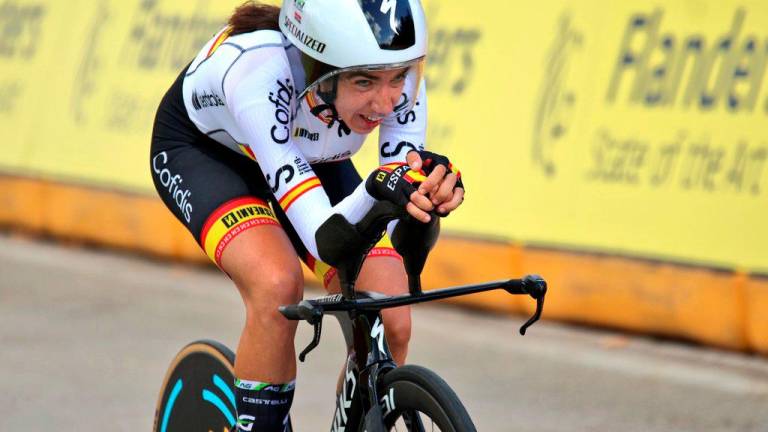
[383, 307, 412, 350]
[238, 268, 304, 320]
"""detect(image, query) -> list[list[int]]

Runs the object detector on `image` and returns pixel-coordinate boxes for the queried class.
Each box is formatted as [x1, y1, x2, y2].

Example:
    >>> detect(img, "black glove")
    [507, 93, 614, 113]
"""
[365, 163, 427, 206]
[407, 150, 465, 191]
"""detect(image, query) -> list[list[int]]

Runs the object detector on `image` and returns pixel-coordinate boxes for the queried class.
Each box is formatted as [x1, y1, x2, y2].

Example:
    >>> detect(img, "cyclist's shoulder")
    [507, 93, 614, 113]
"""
[186, 28, 292, 80]
[225, 28, 289, 55]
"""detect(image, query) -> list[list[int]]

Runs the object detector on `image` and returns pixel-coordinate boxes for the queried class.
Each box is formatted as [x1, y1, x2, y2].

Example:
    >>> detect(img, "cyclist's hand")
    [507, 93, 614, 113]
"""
[365, 163, 433, 222]
[433, 178, 465, 216]
[406, 150, 465, 216]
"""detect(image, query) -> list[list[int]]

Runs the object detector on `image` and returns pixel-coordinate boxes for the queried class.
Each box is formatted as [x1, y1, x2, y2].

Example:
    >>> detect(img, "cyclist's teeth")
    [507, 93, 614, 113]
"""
[366, 115, 380, 121]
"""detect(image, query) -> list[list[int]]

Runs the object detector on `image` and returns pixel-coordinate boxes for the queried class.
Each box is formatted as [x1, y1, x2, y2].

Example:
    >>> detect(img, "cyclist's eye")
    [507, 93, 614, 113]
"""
[354, 79, 373, 88]
[391, 73, 407, 84]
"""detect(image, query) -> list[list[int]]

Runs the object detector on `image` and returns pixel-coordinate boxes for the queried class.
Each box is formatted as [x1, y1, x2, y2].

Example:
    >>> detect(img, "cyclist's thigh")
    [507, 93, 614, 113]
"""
[220, 227, 303, 304]
[150, 136, 301, 290]
[356, 257, 407, 296]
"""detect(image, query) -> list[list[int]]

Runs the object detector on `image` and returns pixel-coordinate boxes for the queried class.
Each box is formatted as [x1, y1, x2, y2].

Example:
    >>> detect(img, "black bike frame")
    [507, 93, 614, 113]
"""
[280, 202, 547, 431]
[281, 276, 547, 432]
[326, 296, 397, 431]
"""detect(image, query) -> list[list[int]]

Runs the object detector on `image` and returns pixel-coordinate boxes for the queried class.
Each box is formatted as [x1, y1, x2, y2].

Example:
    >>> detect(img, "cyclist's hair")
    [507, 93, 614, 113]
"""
[228, 1, 280, 35]
[227, 1, 335, 91]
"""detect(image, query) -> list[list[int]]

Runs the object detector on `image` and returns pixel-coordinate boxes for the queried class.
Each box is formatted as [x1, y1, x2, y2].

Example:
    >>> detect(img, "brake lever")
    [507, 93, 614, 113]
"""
[518, 274, 547, 335]
[519, 296, 545, 335]
[281, 300, 325, 362]
[299, 319, 323, 362]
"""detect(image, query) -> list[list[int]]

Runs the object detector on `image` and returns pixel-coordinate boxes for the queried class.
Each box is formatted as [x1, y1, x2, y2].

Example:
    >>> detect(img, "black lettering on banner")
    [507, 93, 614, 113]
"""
[587, 128, 768, 196]
[0, 2, 46, 60]
[71, 1, 109, 125]
[0, 81, 22, 114]
[424, 6, 481, 95]
[266, 164, 296, 193]
[679, 140, 726, 191]
[106, 90, 155, 132]
[269, 78, 294, 144]
[380, 141, 417, 158]
[588, 130, 648, 184]
[531, 14, 582, 178]
[605, 8, 768, 114]
[650, 132, 685, 186]
[120, 1, 223, 71]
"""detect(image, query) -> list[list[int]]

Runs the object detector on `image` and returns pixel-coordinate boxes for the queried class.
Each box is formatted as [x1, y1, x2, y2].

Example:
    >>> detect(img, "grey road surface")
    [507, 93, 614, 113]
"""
[1, 233, 768, 431]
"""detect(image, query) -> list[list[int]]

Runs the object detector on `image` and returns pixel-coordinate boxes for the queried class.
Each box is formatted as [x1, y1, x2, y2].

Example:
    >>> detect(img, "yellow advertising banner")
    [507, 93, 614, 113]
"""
[1, 0, 767, 272]
[0, 0, 235, 186]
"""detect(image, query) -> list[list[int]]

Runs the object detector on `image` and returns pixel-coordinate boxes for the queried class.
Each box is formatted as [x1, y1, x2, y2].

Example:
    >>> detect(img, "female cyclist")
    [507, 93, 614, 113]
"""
[150, 1, 464, 430]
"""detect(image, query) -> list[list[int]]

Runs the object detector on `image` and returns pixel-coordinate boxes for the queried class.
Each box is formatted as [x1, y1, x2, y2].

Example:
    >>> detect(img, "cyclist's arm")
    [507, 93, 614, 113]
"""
[378, 80, 462, 215]
[224, 48, 376, 259]
[377, 77, 427, 166]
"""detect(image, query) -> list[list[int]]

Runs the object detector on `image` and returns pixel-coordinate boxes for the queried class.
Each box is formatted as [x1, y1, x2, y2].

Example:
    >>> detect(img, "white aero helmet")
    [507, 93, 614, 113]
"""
[279, 0, 427, 111]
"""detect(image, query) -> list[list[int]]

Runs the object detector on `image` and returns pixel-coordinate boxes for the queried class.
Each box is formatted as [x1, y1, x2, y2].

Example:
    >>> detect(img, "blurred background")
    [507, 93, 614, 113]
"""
[1, 0, 768, 430]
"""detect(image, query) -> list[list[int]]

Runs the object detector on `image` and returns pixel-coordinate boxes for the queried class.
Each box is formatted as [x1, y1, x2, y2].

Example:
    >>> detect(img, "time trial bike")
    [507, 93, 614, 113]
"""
[153, 201, 547, 431]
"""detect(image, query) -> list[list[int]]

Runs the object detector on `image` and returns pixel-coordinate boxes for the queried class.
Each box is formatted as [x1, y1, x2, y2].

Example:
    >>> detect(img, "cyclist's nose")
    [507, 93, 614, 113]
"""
[370, 85, 399, 115]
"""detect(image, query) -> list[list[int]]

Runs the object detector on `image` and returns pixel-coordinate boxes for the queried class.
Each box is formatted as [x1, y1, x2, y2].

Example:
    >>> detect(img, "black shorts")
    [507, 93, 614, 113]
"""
[150, 66, 398, 285]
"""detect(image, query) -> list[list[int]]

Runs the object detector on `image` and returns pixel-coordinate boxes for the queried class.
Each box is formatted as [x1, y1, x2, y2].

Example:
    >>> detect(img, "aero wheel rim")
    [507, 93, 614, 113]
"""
[382, 381, 456, 432]
[154, 342, 237, 432]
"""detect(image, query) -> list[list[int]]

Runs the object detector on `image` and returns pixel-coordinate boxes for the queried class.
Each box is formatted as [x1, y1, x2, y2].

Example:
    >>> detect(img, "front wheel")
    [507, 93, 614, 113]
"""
[377, 365, 477, 432]
[153, 340, 237, 432]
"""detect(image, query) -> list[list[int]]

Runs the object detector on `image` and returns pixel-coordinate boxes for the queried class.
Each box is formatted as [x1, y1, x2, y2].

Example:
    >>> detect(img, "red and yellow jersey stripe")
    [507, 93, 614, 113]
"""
[278, 177, 322, 212]
[238, 143, 257, 161]
[206, 27, 233, 58]
[199, 197, 279, 267]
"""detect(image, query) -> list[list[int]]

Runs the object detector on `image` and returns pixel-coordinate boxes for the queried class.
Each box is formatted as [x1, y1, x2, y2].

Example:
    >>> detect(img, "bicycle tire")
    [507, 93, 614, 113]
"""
[153, 340, 237, 432]
[377, 365, 477, 432]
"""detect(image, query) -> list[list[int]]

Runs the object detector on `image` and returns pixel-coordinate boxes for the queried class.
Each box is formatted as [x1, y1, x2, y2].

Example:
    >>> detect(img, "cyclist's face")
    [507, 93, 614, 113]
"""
[333, 68, 408, 134]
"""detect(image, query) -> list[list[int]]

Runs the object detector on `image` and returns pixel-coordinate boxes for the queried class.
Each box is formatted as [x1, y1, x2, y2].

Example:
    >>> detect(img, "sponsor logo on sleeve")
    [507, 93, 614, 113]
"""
[266, 164, 296, 193]
[380, 140, 419, 158]
[191, 89, 225, 110]
[294, 156, 312, 175]
[269, 78, 294, 144]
